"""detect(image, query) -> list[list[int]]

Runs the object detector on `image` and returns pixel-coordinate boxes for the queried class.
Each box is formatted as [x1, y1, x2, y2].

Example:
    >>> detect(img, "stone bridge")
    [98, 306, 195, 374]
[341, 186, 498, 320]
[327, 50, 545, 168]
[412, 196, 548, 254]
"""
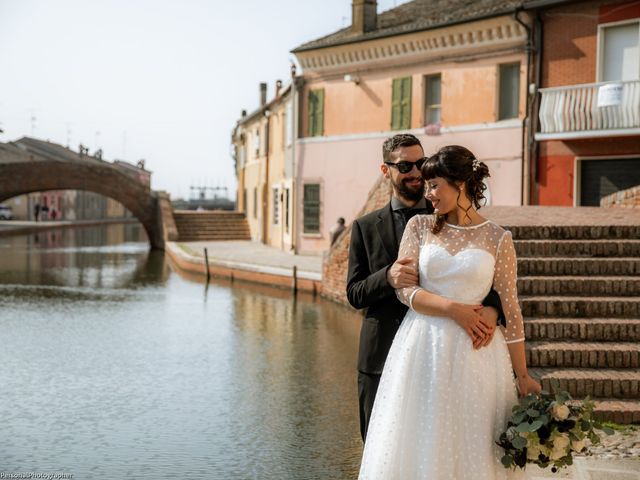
[0, 138, 177, 249]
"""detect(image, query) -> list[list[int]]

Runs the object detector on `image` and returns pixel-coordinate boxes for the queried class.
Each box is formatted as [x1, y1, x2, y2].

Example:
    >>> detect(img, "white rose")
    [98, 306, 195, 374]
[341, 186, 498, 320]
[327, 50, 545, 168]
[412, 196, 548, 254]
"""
[551, 403, 570, 421]
[550, 445, 567, 461]
[527, 444, 542, 460]
[571, 439, 586, 452]
[554, 434, 570, 449]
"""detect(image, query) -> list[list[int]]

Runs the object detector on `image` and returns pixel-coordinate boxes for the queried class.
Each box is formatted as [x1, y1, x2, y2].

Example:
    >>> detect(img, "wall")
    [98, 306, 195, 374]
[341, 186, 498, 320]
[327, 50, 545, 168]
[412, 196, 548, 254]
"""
[295, 123, 523, 254]
[537, 137, 640, 205]
[302, 53, 528, 137]
[600, 184, 640, 207]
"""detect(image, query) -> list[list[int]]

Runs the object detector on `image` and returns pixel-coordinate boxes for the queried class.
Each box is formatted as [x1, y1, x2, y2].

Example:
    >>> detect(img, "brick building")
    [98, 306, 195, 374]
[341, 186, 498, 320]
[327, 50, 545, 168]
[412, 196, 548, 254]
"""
[531, 0, 640, 206]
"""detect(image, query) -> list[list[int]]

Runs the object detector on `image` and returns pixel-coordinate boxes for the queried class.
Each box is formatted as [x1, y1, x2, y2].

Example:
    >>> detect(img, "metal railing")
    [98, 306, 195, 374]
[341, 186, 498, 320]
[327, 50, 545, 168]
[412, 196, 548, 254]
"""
[538, 80, 640, 135]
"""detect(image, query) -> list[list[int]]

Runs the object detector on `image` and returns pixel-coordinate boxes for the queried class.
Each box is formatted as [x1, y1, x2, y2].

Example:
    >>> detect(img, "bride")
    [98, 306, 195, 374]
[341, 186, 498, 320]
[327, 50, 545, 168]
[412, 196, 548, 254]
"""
[358, 145, 541, 480]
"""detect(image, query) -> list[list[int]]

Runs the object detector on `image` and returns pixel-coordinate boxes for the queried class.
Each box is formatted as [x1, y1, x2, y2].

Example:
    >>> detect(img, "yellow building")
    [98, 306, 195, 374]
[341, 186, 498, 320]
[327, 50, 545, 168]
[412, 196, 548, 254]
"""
[232, 80, 297, 251]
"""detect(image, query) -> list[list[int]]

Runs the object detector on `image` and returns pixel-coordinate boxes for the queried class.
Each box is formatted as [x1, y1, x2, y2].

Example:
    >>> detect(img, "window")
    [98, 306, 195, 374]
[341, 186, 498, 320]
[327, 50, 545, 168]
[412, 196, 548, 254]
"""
[391, 77, 412, 130]
[599, 21, 640, 81]
[253, 187, 258, 219]
[284, 188, 290, 233]
[303, 184, 320, 234]
[272, 187, 279, 225]
[424, 74, 441, 125]
[308, 89, 324, 136]
[243, 189, 247, 213]
[498, 63, 520, 120]
[253, 128, 260, 157]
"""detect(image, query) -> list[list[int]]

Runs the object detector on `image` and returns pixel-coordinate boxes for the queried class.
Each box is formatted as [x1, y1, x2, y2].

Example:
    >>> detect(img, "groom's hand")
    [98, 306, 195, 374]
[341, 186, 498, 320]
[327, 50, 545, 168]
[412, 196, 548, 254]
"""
[387, 256, 418, 289]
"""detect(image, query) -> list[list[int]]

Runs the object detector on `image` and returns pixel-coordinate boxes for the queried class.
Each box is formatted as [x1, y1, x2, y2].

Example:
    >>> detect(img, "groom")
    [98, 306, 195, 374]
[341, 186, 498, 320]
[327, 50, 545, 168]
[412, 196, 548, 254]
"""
[346, 133, 505, 442]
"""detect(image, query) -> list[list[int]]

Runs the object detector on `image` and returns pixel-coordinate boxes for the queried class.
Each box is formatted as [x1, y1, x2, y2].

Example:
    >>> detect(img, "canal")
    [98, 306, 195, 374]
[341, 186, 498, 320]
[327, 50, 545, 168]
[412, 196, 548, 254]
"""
[0, 224, 363, 479]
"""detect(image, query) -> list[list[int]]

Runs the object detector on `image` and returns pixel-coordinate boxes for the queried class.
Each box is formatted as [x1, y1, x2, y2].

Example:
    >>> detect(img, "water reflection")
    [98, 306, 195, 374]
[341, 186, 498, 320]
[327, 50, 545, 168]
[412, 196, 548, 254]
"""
[0, 224, 364, 479]
[0, 223, 169, 289]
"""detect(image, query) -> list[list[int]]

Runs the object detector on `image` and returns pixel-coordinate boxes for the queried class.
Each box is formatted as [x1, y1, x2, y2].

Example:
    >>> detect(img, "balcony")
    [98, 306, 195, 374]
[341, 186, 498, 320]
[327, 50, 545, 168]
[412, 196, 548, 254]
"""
[536, 80, 640, 140]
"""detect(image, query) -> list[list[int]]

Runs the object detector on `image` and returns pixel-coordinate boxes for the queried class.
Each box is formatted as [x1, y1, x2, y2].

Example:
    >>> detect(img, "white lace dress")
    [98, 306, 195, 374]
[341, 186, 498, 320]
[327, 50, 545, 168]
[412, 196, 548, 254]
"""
[358, 215, 526, 480]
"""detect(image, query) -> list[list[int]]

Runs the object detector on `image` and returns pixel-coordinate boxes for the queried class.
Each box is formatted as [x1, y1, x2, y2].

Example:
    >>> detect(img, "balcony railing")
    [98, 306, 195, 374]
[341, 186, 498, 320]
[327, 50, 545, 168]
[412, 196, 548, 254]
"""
[537, 80, 640, 139]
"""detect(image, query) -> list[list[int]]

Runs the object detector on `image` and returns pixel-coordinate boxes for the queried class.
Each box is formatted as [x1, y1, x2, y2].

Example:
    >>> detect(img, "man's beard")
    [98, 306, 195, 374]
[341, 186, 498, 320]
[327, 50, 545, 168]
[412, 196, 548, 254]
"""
[393, 176, 425, 202]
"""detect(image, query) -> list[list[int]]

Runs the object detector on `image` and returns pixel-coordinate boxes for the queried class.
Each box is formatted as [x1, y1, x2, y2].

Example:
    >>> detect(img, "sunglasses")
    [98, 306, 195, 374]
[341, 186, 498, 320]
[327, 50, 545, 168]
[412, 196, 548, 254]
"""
[384, 157, 427, 174]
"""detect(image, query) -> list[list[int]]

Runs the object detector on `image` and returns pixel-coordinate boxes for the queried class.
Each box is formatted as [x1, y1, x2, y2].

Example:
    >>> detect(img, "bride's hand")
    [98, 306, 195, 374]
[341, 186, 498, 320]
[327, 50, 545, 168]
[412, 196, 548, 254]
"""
[516, 373, 542, 397]
[448, 303, 490, 342]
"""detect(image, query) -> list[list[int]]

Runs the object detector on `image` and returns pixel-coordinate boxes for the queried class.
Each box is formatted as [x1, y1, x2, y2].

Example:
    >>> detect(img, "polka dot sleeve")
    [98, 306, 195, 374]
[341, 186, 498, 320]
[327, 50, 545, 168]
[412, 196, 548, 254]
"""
[395, 215, 427, 310]
[493, 231, 525, 344]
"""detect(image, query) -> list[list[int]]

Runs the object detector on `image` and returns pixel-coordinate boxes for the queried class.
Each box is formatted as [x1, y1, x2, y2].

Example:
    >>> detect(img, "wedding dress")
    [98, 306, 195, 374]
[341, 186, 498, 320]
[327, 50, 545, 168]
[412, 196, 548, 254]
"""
[359, 215, 526, 480]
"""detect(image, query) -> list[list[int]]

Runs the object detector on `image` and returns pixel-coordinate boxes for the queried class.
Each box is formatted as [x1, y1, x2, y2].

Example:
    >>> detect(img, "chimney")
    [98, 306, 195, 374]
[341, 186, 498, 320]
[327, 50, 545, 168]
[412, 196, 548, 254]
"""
[275, 79, 283, 98]
[259, 82, 267, 106]
[352, 0, 377, 34]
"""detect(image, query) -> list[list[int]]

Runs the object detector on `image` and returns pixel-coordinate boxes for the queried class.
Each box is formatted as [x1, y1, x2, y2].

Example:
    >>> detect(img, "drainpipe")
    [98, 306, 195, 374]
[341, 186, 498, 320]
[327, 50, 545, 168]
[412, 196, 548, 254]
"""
[530, 11, 543, 205]
[514, 8, 532, 206]
[263, 109, 271, 245]
[291, 72, 304, 255]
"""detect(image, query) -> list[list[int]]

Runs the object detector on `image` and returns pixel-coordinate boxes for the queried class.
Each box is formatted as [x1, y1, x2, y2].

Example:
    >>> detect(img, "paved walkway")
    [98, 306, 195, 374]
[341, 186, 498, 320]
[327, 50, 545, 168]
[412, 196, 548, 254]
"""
[171, 240, 322, 280]
[526, 457, 639, 479]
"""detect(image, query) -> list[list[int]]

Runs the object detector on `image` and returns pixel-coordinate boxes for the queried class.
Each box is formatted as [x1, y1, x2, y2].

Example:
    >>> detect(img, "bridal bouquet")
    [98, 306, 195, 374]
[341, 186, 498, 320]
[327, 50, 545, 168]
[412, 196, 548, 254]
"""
[497, 379, 614, 472]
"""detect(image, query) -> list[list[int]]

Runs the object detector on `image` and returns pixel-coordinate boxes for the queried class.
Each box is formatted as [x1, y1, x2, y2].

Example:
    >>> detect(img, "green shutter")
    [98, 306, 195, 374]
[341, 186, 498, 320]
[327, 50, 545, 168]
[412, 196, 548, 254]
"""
[308, 90, 316, 136]
[391, 78, 401, 130]
[303, 184, 320, 233]
[401, 77, 412, 129]
[308, 89, 325, 137]
[316, 89, 324, 136]
[391, 77, 411, 130]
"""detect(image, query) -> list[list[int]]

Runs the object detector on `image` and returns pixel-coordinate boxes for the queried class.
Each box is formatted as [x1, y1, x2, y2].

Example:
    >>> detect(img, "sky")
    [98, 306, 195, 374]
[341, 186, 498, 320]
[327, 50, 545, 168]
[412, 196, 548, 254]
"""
[0, 0, 405, 200]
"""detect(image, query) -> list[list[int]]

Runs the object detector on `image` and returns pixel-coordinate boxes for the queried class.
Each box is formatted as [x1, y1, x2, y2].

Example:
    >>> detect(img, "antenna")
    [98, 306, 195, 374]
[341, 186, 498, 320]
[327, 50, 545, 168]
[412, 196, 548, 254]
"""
[29, 108, 38, 136]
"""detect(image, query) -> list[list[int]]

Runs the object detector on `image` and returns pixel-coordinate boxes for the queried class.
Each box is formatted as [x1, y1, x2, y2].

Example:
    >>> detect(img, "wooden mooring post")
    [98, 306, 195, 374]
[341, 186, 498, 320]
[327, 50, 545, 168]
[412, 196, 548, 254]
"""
[292, 265, 298, 294]
[203, 247, 211, 282]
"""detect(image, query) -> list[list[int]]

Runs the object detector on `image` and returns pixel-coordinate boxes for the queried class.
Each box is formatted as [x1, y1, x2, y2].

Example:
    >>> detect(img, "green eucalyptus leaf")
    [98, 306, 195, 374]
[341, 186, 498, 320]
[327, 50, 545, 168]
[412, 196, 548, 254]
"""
[526, 409, 540, 418]
[512, 436, 528, 449]
[501, 454, 513, 467]
[602, 427, 615, 436]
[513, 413, 526, 424]
[516, 422, 531, 433]
[529, 420, 544, 432]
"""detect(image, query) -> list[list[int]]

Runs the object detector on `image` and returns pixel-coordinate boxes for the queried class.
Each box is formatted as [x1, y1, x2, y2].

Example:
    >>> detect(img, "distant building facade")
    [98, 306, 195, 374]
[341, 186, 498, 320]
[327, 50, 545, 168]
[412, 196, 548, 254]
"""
[232, 79, 297, 251]
[531, 0, 640, 206]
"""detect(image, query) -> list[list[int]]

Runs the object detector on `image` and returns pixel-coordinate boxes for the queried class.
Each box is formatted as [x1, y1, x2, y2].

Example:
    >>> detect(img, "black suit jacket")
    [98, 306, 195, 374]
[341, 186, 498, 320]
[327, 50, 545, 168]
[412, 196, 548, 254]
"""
[346, 201, 504, 375]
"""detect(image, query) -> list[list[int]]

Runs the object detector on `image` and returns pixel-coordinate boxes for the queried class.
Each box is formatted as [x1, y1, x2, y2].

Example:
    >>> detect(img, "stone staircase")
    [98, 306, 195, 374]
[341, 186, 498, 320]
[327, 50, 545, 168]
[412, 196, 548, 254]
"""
[173, 211, 251, 242]
[510, 224, 640, 424]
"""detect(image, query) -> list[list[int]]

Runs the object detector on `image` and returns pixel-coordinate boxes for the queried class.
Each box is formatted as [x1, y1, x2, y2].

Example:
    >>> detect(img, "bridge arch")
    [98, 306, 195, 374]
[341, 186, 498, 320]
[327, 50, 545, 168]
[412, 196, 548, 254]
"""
[0, 158, 168, 249]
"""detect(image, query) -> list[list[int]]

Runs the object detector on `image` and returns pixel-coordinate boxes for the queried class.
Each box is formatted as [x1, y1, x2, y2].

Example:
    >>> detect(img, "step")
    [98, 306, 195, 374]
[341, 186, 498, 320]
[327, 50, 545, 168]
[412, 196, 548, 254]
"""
[518, 258, 640, 276]
[518, 276, 640, 296]
[506, 225, 640, 240]
[587, 399, 640, 424]
[514, 239, 640, 257]
[529, 368, 640, 399]
[521, 296, 640, 318]
[526, 342, 640, 368]
[178, 235, 251, 241]
[524, 318, 640, 342]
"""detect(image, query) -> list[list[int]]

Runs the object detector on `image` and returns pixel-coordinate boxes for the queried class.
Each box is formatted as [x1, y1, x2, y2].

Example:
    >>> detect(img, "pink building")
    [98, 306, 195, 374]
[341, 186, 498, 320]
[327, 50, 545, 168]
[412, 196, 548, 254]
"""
[289, 0, 532, 254]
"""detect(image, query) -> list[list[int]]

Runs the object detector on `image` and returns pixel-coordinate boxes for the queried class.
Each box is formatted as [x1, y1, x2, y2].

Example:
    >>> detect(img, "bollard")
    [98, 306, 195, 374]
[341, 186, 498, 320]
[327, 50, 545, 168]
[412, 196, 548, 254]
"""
[204, 247, 211, 282]
[292, 265, 298, 294]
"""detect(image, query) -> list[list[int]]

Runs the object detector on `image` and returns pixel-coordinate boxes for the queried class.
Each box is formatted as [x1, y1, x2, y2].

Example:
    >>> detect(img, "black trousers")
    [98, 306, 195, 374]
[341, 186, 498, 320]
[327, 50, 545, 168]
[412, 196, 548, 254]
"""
[357, 371, 381, 442]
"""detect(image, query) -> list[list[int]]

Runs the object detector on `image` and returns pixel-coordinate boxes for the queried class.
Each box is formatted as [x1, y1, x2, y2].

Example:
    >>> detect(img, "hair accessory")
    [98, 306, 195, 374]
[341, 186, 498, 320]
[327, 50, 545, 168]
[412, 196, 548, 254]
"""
[472, 158, 481, 172]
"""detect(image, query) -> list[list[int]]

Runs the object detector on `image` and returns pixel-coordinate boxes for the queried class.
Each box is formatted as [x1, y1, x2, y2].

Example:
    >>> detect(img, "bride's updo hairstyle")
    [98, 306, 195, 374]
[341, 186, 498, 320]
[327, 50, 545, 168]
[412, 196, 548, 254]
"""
[421, 145, 490, 234]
